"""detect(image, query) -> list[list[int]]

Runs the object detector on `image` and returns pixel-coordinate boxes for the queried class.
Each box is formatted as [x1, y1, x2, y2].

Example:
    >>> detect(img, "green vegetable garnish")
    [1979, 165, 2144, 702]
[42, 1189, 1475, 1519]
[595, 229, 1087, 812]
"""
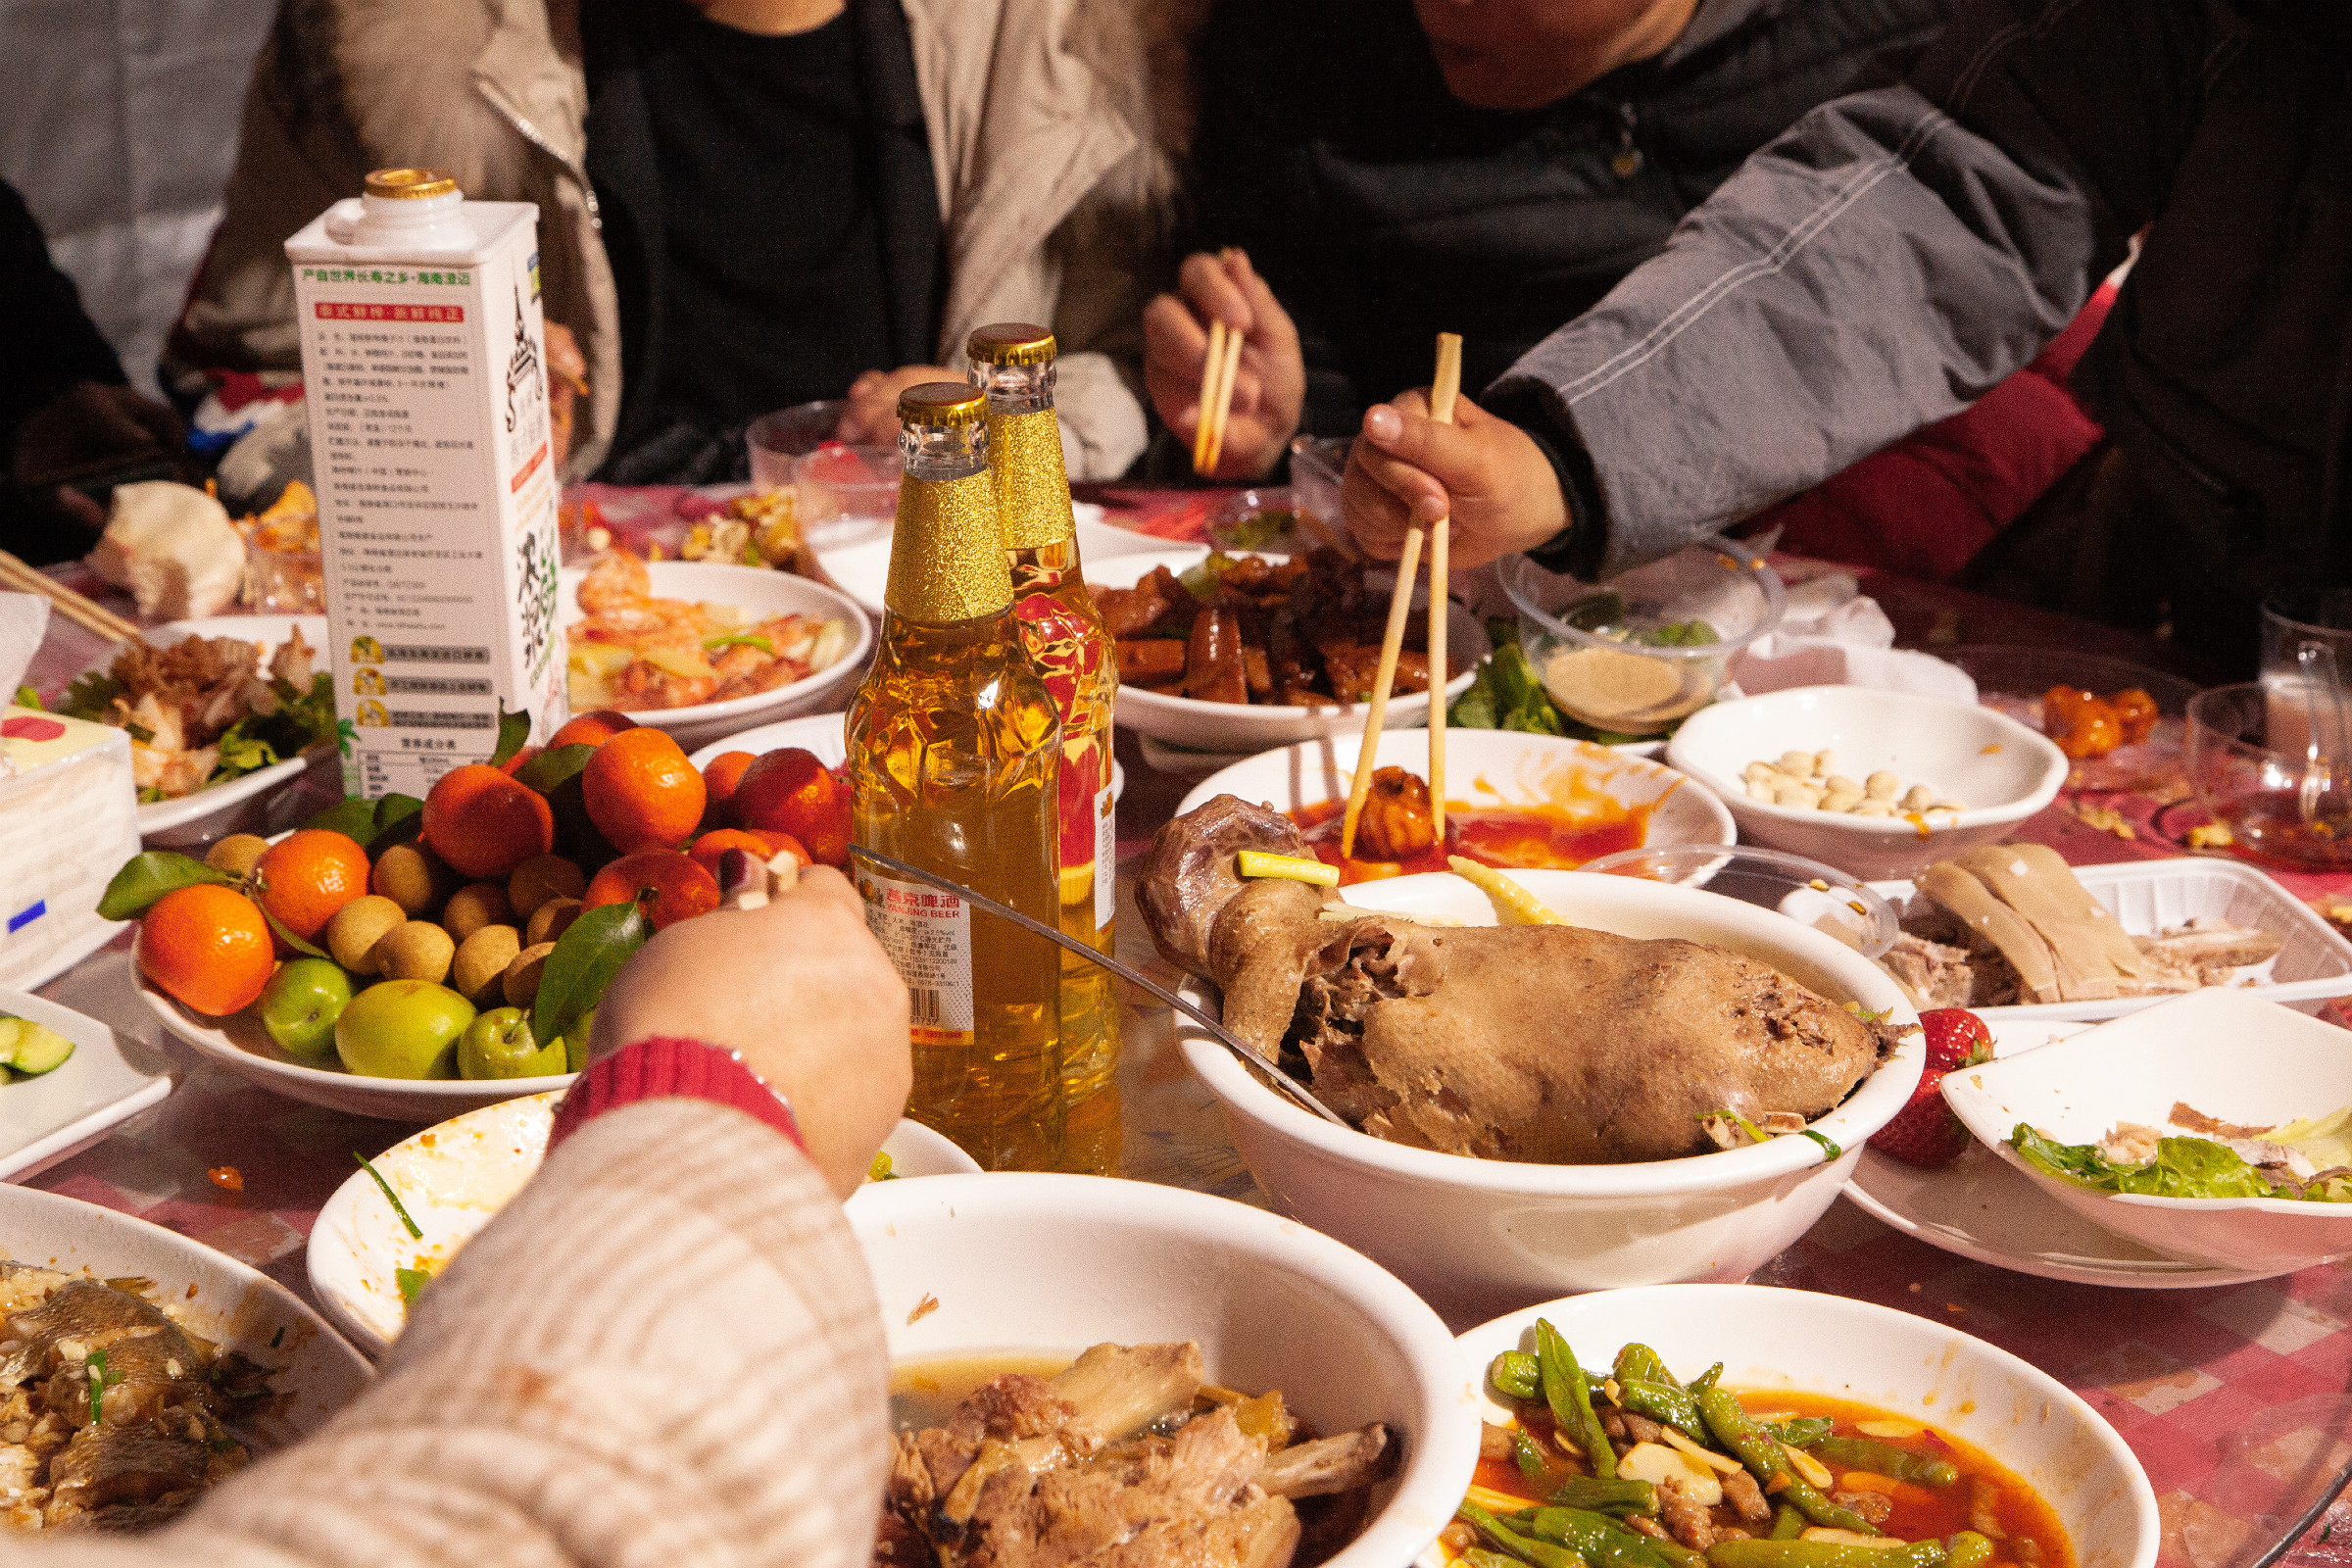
[1795, 1128, 1843, 1161]
[395, 1266, 433, 1306]
[867, 1152, 898, 1183]
[84, 1348, 120, 1424]
[703, 633, 775, 656]
[1177, 552, 1241, 599]
[12, 686, 39, 710]
[354, 1152, 424, 1239]
[1218, 508, 1297, 550]
[2009, 1123, 2343, 1201]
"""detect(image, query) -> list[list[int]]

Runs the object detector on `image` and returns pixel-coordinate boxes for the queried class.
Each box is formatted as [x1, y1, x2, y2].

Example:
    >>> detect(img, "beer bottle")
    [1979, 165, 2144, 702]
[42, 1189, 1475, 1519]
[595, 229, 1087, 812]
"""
[967, 324, 1122, 1174]
[847, 382, 1065, 1170]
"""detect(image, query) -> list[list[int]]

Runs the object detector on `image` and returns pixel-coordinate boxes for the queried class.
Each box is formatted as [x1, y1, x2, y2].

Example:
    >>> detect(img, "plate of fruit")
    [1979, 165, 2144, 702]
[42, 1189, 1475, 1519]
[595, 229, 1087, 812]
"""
[106, 709, 852, 1121]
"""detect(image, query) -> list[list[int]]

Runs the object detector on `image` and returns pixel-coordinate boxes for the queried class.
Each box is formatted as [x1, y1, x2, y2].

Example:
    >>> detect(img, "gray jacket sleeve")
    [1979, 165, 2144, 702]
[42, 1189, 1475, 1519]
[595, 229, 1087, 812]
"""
[1490, 0, 2222, 577]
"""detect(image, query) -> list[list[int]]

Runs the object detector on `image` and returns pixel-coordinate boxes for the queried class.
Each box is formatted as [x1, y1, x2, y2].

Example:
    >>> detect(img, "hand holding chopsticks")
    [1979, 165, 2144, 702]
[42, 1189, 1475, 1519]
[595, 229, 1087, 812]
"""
[1191, 318, 1247, 476]
[1340, 333, 1463, 859]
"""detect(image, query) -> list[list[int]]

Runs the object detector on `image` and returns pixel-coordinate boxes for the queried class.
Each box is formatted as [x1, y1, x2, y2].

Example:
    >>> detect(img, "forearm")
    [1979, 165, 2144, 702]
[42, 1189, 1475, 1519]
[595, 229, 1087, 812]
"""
[43, 1098, 887, 1568]
[1493, 0, 2210, 576]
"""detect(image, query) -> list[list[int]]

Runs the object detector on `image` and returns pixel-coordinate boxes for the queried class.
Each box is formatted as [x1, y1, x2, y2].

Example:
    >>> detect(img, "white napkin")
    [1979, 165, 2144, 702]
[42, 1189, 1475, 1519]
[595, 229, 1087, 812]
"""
[1728, 570, 1977, 703]
[0, 594, 51, 703]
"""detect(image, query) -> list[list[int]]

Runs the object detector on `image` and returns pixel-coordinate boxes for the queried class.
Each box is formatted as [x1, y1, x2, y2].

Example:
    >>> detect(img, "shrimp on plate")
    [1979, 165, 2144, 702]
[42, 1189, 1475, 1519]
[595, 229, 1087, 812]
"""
[565, 549, 854, 713]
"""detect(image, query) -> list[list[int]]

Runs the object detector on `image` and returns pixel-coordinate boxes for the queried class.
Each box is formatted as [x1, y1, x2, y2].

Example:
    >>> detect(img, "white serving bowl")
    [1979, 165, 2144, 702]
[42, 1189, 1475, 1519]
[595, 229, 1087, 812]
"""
[1176, 869, 1923, 1327]
[1176, 728, 1733, 859]
[852, 1173, 1480, 1568]
[1084, 548, 1488, 753]
[1436, 1286, 2157, 1568]
[1941, 988, 2352, 1273]
[560, 560, 871, 750]
[308, 1093, 977, 1356]
[1667, 685, 2069, 878]
[0, 1184, 370, 1453]
[70, 614, 337, 848]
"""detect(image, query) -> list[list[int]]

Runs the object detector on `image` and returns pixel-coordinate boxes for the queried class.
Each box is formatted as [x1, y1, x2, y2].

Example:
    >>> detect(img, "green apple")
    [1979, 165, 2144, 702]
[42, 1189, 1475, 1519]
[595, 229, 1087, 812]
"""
[334, 980, 474, 1079]
[459, 1007, 567, 1080]
[564, 1006, 597, 1073]
[259, 958, 353, 1058]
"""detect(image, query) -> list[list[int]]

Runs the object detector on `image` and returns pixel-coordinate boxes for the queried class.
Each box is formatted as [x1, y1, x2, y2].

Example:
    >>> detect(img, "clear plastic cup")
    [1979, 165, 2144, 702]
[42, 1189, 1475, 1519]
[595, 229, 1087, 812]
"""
[792, 442, 904, 547]
[746, 401, 848, 492]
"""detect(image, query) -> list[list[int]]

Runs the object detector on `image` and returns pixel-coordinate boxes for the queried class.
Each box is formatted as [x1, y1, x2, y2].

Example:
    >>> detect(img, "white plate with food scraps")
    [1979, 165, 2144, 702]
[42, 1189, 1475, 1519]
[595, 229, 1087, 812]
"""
[811, 505, 1126, 617]
[0, 1183, 370, 1456]
[1085, 547, 1487, 754]
[1842, 1017, 2279, 1289]
[68, 614, 336, 849]
[0, 967, 172, 1183]
[686, 712, 1125, 805]
[1431, 1285, 2157, 1568]
[559, 559, 871, 751]
[1867, 855, 2352, 1023]
[1175, 727, 1732, 869]
[306, 1093, 980, 1357]
[1939, 990, 2352, 1277]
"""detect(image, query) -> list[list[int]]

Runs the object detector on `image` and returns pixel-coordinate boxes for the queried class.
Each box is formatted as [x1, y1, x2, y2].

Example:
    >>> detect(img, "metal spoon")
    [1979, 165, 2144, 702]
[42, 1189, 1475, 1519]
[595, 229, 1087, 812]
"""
[841, 845, 1353, 1129]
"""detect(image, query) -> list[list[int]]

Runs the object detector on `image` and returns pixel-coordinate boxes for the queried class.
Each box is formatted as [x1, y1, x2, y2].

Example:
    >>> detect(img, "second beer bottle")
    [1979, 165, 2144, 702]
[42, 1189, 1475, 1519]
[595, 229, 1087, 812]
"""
[846, 382, 1066, 1171]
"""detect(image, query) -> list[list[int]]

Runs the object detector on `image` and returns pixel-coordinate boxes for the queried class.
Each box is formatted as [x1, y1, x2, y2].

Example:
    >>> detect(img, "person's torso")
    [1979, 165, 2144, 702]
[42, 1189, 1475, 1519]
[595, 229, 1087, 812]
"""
[2074, 0, 2352, 662]
[1191, 0, 1953, 431]
[581, 0, 941, 480]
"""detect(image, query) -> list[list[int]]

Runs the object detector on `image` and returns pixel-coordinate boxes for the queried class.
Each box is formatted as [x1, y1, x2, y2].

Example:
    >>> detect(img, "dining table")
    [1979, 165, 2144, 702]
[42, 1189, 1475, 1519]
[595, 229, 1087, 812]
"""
[14, 482, 2352, 1568]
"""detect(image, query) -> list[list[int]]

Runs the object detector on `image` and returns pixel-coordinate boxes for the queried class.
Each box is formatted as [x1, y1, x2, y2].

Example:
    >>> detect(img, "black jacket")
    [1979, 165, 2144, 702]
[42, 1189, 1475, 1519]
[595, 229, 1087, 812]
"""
[1187, 0, 1953, 444]
[1493, 0, 2352, 666]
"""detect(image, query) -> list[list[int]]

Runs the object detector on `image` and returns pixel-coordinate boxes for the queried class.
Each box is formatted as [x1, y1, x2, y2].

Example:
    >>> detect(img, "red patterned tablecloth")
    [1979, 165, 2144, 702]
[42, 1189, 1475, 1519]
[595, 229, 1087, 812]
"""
[20, 489, 2352, 1568]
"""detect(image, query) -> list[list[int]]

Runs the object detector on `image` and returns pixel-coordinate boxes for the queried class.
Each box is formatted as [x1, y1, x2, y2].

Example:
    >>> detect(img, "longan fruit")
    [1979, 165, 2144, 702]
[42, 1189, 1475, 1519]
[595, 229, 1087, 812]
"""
[326, 895, 408, 976]
[507, 854, 585, 922]
[205, 834, 270, 878]
[370, 842, 451, 918]
[524, 896, 582, 948]
[372, 920, 456, 985]
[452, 924, 523, 1006]
[442, 882, 514, 945]
[502, 942, 556, 1008]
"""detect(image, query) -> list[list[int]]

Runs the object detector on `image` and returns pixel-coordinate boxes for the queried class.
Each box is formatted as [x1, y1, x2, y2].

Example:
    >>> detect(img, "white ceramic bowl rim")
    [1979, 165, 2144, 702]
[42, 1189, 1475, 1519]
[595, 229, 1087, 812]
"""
[1497, 545, 1788, 661]
[851, 1172, 1475, 1568]
[561, 561, 873, 728]
[1179, 873, 1921, 1197]
[1671, 685, 2069, 834]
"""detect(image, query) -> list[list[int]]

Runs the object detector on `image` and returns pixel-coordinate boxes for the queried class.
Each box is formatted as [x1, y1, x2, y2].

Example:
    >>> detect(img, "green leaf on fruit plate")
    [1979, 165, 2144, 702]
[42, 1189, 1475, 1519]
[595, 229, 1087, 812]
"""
[489, 705, 533, 768]
[513, 743, 596, 795]
[370, 793, 424, 850]
[257, 905, 330, 960]
[530, 900, 649, 1053]
[97, 853, 237, 921]
[304, 797, 379, 842]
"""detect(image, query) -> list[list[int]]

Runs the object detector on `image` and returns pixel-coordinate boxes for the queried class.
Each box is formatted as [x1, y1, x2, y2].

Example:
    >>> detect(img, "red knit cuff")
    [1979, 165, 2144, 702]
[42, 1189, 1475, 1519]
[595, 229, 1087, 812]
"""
[548, 1037, 806, 1154]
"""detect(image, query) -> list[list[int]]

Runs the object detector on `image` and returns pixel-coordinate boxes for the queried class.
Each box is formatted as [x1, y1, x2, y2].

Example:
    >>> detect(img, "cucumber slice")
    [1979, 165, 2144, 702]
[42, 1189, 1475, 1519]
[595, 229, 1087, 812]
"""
[0, 1017, 74, 1076]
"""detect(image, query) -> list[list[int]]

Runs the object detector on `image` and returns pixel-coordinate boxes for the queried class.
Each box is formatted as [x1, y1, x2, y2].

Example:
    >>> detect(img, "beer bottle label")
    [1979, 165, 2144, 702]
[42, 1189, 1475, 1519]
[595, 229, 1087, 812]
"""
[1095, 782, 1117, 931]
[856, 865, 975, 1046]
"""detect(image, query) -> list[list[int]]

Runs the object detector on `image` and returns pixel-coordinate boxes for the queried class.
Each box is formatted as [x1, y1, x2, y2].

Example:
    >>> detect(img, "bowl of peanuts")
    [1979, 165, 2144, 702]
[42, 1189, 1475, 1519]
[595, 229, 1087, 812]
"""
[1665, 685, 2069, 878]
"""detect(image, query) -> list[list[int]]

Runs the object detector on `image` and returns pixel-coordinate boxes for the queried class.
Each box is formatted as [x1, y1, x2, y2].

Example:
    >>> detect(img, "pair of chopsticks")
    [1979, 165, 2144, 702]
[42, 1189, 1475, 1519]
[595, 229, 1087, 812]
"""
[0, 550, 140, 644]
[1191, 318, 1246, 476]
[1341, 333, 1463, 859]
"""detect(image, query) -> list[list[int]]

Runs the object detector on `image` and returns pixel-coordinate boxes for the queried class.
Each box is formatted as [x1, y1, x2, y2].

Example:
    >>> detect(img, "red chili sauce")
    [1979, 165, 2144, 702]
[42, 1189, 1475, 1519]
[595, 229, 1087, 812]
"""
[1288, 797, 1650, 886]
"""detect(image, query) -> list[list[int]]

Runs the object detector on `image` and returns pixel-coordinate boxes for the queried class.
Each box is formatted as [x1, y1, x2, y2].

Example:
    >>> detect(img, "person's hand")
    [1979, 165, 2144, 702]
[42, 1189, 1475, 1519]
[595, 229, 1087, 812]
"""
[1142, 249, 1304, 481]
[11, 379, 181, 481]
[836, 365, 962, 444]
[1343, 390, 1570, 568]
[586, 866, 911, 1199]
[544, 322, 589, 468]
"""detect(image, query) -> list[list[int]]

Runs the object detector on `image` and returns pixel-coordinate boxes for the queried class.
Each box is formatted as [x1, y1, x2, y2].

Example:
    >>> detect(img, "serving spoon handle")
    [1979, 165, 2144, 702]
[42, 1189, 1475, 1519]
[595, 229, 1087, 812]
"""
[842, 845, 1353, 1129]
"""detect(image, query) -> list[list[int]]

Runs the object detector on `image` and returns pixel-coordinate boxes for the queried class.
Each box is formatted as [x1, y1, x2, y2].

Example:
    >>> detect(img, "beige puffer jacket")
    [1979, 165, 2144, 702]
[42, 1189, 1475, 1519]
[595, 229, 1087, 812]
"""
[177, 0, 1183, 480]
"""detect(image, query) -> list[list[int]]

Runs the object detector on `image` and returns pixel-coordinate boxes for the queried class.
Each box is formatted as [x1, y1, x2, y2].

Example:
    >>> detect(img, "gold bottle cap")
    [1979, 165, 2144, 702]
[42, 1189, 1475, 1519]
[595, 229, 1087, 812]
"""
[899, 382, 988, 427]
[366, 168, 460, 199]
[967, 323, 1059, 367]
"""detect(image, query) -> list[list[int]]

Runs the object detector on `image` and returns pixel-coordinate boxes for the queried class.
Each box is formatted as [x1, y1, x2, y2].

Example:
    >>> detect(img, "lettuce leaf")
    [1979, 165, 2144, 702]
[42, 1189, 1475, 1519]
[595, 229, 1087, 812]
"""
[2267, 1105, 2352, 1171]
[2009, 1123, 2343, 1201]
[58, 669, 122, 720]
[208, 671, 337, 783]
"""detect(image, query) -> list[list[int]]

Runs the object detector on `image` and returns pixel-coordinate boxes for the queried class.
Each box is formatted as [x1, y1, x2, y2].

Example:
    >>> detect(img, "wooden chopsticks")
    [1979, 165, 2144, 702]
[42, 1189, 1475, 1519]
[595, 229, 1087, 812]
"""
[1340, 333, 1463, 859]
[0, 550, 141, 645]
[1192, 318, 1246, 477]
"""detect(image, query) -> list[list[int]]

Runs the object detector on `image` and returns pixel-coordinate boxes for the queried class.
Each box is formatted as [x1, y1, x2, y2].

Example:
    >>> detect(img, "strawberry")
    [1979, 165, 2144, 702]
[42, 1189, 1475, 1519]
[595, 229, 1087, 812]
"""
[1868, 1007, 1994, 1169]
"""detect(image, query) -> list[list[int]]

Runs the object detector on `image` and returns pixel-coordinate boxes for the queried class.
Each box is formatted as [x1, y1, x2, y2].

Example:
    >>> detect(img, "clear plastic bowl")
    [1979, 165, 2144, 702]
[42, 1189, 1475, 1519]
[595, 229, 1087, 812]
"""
[1289, 433, 1349, 534]
[1205, 486, 1317, 554]
[2185, 682, 2352, 866]
[1580, 843, 1899, 958]
[1498, 542, 1785, 737]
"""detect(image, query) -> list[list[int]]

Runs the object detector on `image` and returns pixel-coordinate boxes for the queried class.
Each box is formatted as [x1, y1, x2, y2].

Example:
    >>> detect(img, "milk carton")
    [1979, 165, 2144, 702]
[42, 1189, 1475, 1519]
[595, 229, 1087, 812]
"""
[286, 169, 566, 799]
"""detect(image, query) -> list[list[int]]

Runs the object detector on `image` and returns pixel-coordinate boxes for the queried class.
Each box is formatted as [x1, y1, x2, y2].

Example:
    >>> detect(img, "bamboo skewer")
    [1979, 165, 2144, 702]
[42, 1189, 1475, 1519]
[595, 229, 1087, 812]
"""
[1339, 332, 1463, 859]
[0, 551, 141, 644]
[1426, 334, 1462, 835]
[1192, 318, 1245, 476]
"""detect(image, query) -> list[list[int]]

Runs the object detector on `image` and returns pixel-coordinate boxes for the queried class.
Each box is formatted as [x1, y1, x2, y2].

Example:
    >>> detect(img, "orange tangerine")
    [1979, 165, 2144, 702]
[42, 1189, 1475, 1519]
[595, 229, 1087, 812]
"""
[138, 885, 275, 1016]
[583, 850, 719, 930]
[252, 829, 372, 947]
[422, 763, 557, 881]
[583, 728, 706, 852]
